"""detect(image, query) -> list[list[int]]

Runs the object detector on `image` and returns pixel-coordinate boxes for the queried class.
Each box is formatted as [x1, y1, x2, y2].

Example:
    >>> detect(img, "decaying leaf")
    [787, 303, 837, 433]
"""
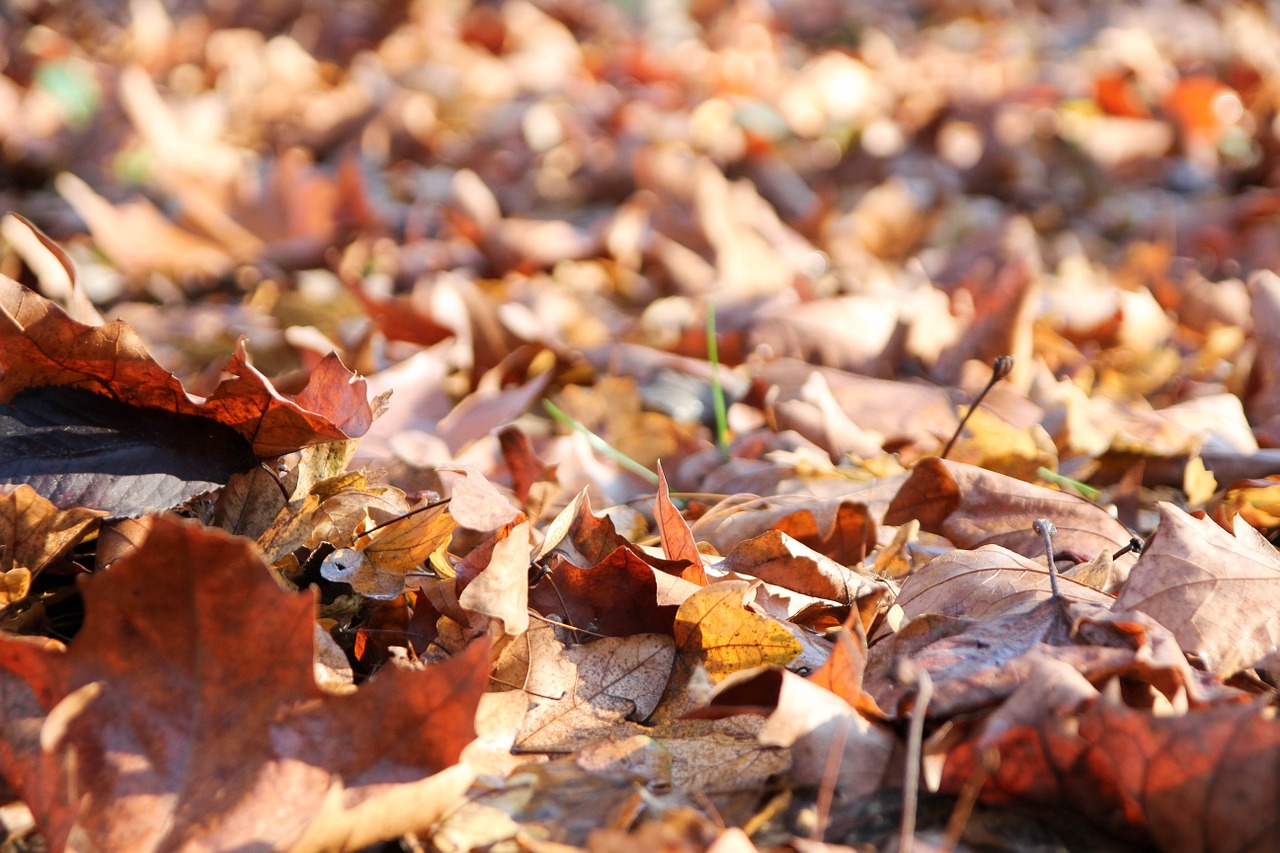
[0, 275, 372, 459]
[941, 667, 1280, 852]
[884, 458, 1138, 573]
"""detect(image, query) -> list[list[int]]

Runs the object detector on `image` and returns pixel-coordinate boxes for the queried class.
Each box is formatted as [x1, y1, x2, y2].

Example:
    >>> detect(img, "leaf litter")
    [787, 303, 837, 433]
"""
[3, 1, 1280, 851]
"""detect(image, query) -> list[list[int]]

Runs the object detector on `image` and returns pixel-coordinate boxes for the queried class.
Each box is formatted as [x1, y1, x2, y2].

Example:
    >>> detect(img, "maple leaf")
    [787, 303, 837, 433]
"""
[673, 580, 802, 683]
[0, 273, 372, 459]
[0, 515, 488, 852]
[1114, 502, 1280, 675]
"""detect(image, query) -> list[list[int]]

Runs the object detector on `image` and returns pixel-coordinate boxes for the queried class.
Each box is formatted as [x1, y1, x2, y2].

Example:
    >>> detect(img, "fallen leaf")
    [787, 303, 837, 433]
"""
[890, 544, 1114, 627]
[673, 580, 802, 683]
[0, 515, 488, 852]
[715, 530, 881, 606]
[1113, 502, 1280, 675]
[0, 275, 372, 460]
[942, 673, 1280, 852]
[0, 485, 101, 587]
[655, 461, 706, 584]
[528, 547, 680, 637]
[458, 519, 532, 635]
[0, 385, 258, 517]
[884, 457, 1137, 572]
[514, 624, 676, 752]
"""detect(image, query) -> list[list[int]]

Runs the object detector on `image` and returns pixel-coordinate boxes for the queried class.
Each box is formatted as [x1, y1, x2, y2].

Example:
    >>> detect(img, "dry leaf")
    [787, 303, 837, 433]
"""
[1113, 503, 1280, 675]
[673, 580, 803, 683]
[0, 515, 487, 851]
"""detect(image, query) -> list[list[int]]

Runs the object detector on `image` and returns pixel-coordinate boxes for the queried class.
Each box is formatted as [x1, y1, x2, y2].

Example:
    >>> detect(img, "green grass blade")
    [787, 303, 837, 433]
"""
[542, 399, 659, 485]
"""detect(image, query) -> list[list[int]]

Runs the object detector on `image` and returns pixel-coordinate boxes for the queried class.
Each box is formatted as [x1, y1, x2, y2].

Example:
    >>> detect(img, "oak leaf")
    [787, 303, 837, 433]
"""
[0, 515, 487, 852]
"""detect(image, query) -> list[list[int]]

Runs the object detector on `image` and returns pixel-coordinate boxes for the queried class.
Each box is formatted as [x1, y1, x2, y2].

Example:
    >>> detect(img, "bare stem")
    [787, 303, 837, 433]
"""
[1033, 518, 1061, 597]
[940, 355, 1014, 460]
[898, 664, 933, 853]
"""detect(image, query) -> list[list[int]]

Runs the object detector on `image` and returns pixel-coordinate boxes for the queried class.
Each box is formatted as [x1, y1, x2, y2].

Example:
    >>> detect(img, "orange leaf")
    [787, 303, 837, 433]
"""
[655, 460, 706, 584]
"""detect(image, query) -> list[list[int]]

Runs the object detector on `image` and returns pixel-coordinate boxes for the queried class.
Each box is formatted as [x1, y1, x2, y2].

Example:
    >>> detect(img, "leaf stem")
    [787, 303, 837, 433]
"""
[542, 398, 660, 485]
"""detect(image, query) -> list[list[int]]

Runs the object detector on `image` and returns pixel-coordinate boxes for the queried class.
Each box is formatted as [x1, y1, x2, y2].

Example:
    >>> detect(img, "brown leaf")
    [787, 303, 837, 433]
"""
[809, 609, 885, 718]
[885, 457, 1137, 572]
[513, 624, 677, 752]
[716, 530, 881, 606]
[1113, 503, 1280, 675]
[458, 519, 532, 635]
[655, 461, 706, 584]
[0, 278, 371, 458]
[443, 467, 520, 531]
[0, 485, 101, 580]
[890, 544, 1114, 627]
[867, 597, 1214, 720]
[695, 493, 879, 567]
[528, 547, 680, 637]
[942, 671, 1279, 852]
[0, 515, 487, 852]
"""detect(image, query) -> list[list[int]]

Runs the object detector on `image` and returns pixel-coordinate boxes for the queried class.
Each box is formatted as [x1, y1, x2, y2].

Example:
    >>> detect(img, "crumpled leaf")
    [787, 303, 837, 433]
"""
[1113, 502, 1280, 675]
[866, 597, 1214, 720]
[715, 530, 882, 606]
[0, 485, 102, 605]
[941, 665, 1280, 852]
[0, 515, 488, 852]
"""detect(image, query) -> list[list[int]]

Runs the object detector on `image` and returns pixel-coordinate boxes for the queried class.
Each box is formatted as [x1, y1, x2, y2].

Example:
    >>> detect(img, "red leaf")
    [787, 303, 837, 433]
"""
[0, 515, 487, 851]
[0, 276, 371, 458]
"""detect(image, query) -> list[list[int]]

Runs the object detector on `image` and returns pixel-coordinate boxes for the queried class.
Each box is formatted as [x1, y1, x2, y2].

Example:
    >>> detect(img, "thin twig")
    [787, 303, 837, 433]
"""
[899, 666, 932, 853]
[1033, 518, 1061, 597]
[940, 355, 1014, 459]
[813, 714, 851, 841]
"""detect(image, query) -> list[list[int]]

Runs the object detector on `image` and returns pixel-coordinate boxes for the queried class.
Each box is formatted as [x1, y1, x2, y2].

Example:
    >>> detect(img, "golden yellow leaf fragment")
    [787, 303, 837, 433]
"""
[673, 580, 802, 682]
[356, 499, 456, 572]
[0, 485, 103, 605]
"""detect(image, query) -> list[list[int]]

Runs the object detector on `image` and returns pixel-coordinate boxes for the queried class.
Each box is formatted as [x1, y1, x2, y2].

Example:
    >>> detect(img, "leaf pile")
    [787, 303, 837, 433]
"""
[3, 1, 1280, 851]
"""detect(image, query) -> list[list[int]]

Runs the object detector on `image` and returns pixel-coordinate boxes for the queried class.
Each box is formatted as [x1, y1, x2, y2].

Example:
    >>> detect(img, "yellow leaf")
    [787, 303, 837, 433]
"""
[357, 500, 457, 572]
[673, 580, 801, 682]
